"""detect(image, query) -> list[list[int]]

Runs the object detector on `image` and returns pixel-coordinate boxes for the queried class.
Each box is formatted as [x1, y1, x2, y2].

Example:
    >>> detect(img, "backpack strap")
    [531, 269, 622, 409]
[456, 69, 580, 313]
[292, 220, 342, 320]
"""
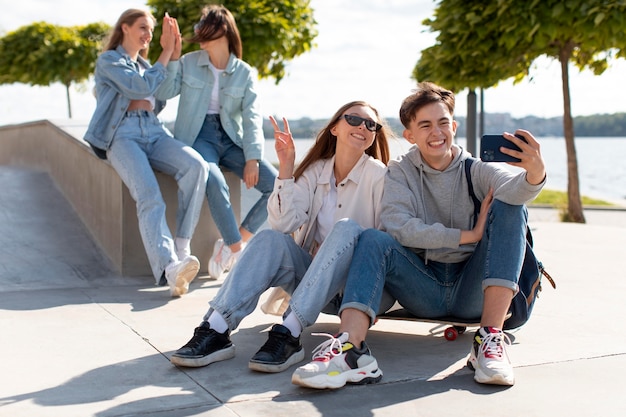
[463, 157, 481, 226]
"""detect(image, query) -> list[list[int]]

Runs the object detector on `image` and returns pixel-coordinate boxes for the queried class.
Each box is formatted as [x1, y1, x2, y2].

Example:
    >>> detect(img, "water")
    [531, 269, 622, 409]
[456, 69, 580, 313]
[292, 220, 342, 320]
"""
[257, 136, 626, 204]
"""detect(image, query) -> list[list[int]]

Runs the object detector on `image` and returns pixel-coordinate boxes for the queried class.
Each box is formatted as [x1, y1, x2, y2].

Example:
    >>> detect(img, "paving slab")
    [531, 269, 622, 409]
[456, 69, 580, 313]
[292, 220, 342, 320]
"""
[1, 166, 625, 417]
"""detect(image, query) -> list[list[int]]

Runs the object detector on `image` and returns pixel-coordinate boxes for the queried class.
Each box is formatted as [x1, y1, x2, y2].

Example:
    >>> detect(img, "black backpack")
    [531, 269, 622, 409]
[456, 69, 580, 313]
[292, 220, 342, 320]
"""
[464, 158, 556, 330]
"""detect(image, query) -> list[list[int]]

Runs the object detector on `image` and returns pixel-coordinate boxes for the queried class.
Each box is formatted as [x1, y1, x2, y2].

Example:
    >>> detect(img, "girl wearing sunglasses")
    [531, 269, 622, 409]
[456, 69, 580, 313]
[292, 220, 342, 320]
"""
[170, 102, 391, 383]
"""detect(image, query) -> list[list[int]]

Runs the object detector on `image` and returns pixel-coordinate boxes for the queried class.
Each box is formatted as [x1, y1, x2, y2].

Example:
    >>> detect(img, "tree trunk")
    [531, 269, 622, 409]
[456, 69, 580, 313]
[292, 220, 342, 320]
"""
[559, 43, 585, 223]
[65, 83, 72, 119]
[466, 89, 477, 156]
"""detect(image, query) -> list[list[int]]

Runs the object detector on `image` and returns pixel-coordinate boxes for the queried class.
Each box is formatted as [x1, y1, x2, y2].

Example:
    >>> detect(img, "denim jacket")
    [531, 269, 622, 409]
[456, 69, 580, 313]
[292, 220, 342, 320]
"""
[155, 51, 264, 161]
[84, 46, 167, 158]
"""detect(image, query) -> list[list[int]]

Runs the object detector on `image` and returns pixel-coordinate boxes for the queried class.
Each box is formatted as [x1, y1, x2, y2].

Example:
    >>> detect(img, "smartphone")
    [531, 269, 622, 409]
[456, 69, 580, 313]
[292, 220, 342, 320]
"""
[480, 134, 526, 163]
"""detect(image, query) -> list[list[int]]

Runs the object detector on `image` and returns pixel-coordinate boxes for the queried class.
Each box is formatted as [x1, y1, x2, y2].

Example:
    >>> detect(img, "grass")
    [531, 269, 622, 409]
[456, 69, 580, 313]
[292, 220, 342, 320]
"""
[531, 189, 614, 207]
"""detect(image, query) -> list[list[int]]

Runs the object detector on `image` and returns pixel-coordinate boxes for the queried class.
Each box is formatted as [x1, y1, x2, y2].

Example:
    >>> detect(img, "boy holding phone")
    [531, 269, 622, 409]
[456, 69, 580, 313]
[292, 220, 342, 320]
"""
[293, 82, 546, 389]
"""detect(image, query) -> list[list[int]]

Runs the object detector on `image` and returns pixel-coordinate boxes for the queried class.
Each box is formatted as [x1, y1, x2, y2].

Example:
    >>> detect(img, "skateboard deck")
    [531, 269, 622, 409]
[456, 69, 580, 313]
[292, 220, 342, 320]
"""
[378, 308, 479, 340]
[378, 307, 511, 341]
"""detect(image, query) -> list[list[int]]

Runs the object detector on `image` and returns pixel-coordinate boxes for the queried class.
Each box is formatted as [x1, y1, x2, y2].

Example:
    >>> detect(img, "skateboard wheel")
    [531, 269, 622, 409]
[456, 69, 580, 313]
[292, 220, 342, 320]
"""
[444, 327, 458, 341]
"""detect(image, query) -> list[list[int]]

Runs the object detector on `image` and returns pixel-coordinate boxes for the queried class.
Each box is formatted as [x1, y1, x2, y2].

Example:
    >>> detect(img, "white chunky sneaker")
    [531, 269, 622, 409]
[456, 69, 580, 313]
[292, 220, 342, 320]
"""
[291, 332, 382, 389]
[165, 256, 200, 297]
[208, 239, 245, 279]
[467, 326, 515, 386]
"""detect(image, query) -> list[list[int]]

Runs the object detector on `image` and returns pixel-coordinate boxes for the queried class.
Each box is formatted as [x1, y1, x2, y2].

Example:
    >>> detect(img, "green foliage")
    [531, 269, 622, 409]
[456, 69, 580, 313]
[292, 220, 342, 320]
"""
[415, 0, 626, 91]
[575, 113, 626, 136]
[415, 0, 626, 223]
[0, 21, 109, 88]
[0, 21, 109, 117]
[146, 0, 317, 83]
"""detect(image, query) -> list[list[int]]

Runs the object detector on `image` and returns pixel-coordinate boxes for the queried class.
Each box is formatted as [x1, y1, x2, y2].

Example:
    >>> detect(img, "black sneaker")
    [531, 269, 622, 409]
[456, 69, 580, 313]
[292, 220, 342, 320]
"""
[170, 322, 235, 367]
[248, 324, 305, 373]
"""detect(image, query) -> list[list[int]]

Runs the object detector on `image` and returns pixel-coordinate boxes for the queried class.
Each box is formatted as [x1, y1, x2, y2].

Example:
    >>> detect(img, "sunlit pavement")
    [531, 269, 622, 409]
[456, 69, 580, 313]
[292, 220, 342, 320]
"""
[1, 165, 625, 417]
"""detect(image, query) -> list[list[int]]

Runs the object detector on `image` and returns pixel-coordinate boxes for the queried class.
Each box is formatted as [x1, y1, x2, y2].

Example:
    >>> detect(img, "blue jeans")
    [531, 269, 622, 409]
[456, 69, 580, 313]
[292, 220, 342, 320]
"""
[192, 114, 278, 245]
[107, 110, 209, 282]
[206, 219, 369, 331]
[342, 200, 527, 321]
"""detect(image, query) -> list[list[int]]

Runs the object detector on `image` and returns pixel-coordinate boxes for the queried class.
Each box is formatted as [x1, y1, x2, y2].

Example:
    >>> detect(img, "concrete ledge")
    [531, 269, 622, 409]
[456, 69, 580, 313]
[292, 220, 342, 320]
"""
[0, 120, 240, 276]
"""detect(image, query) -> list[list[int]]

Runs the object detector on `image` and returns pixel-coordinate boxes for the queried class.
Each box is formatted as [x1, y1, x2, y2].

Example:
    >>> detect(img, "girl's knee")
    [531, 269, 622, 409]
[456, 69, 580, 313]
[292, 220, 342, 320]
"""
[251, 229, 286, 248]
[333, 218, 361, 236]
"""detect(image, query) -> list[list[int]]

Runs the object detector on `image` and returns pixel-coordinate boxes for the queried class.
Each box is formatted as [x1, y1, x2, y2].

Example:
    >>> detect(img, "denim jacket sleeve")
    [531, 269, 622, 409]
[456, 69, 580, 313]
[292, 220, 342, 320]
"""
[84, 47, 167, 155]
[96, 49, 167, 99]
[154, 60, 182, 100]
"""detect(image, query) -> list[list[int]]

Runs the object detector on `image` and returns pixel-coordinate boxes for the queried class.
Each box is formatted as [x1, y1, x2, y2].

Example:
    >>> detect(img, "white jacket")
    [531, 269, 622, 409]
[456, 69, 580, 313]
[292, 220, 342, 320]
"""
[262, 152, 387, 316]
[267, 153, 387, 254]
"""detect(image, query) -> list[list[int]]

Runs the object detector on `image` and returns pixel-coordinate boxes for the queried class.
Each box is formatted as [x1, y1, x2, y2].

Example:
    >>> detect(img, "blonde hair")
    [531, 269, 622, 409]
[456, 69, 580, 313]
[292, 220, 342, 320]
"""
[103, 8, 155, 59]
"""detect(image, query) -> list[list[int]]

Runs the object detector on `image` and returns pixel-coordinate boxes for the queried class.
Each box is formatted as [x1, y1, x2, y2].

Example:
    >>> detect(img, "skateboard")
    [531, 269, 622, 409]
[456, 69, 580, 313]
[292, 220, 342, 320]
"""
[377, 308, 481, 341]
[378, 307, 512, 341]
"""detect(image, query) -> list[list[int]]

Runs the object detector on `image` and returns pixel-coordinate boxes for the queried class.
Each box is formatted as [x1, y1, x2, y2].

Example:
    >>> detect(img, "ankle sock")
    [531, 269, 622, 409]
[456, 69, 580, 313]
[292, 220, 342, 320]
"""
[175, 237, 191, 260]
[282, 312, 302, 337]
[207, 311, 229, 334]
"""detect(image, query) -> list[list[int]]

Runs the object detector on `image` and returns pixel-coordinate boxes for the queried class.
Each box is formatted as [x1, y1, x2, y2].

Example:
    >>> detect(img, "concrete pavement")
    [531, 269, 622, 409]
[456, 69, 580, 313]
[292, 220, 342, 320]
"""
[1, 165, 625, 417]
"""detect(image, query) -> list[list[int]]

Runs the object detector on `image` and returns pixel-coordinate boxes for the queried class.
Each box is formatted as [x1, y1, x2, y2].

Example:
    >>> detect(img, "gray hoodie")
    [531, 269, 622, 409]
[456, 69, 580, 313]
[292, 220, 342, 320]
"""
[381, 144, 545, 263]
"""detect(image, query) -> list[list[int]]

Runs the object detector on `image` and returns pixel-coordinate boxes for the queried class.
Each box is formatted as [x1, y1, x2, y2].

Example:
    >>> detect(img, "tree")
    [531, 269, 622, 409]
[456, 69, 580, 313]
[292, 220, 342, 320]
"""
[0, 22, 109, 118]
[413, 0, 626, 223]
[146, 0, 317, 82]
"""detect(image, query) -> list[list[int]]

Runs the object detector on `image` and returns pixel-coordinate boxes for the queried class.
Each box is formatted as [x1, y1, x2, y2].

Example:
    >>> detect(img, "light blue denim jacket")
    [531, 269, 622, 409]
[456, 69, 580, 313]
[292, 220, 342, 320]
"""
[84, 46, 167, 158]
[155, 51, 264, 161]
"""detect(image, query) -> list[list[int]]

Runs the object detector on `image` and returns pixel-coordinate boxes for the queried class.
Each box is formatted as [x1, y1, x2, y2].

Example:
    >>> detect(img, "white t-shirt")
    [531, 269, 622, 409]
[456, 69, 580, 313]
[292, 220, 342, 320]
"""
[137, 61, 156, 110]
[207, 62, 224, 115]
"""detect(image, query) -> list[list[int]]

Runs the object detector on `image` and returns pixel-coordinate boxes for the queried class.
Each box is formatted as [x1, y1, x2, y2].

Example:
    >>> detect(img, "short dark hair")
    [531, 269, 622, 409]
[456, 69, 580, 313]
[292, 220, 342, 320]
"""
[399, 82, 455, 128]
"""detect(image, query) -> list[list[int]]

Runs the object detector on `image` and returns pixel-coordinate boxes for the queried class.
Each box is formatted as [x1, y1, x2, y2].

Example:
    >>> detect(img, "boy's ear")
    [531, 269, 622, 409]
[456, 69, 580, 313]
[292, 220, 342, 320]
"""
[402, 129, 415, 144]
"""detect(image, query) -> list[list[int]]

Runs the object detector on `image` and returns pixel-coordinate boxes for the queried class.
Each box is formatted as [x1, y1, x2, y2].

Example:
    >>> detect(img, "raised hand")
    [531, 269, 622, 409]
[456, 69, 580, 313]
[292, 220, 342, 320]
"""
[159, 13, 177, 56]
[270, 115, 296, 179]
[502, 130, 546, 185]
[460, 187, 493, 245]
[170, 15, 182, 60]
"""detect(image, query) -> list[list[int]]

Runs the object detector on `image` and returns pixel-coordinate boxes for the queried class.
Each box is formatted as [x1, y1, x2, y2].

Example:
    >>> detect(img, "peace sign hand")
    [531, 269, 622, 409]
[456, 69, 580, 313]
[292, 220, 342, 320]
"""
[270, 115, 296, 179]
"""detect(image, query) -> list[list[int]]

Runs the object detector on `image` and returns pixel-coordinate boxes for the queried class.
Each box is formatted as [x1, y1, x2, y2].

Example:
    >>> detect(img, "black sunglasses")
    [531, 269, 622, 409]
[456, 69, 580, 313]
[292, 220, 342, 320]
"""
[340, 114, 382, 132]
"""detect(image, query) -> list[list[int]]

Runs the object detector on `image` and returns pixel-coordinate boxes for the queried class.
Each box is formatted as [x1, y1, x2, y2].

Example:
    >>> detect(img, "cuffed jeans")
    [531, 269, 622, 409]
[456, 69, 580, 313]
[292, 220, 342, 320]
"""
[342, 200, 527, 321]
[193, 114, 278, 245]
[108, 110, 209, 282]
[205, 219, 370, 331]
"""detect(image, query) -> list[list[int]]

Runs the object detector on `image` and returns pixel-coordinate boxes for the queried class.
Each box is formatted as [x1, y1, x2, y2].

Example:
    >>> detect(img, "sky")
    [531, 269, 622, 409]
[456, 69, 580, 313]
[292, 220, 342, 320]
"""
[1, 0, 626, 126]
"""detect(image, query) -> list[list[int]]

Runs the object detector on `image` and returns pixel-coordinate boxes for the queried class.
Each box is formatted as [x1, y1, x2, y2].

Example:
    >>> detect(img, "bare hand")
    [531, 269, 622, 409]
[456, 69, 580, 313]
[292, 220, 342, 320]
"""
[171, 16, 182, 60]
[269, 115, 296, 179]
[501, 130, 546, 185]
[159, 13, 177, 55]
[460, 187, 494, 244]
[243, 160, 259, 189]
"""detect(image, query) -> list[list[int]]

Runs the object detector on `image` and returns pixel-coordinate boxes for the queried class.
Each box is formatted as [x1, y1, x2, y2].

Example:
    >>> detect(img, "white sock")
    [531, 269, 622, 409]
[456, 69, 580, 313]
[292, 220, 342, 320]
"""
[175, 237, 191, 259]
[282, 312, 302, 337]
[207, 311, 229, 334]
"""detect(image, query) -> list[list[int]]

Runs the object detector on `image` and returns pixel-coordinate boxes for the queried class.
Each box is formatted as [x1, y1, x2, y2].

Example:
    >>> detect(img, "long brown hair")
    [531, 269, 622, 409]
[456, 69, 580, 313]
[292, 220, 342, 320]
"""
[187, 5, 242, 59]
[293, 101, 391, 180]
[103, 8, 155, 59]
